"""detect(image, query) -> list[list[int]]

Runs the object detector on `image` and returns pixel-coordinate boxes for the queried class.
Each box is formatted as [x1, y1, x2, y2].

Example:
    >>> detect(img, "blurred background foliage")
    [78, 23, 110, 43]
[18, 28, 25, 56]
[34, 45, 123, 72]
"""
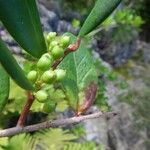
[0, 0, 150, 149]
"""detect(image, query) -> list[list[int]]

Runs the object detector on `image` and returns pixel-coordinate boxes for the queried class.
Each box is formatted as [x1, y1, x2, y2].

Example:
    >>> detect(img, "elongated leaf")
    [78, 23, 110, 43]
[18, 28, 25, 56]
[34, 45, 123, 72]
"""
[0, 38, 33, 90]
[59, 33, 97, 109]
[0, 0, 46, 58]
[79, 0, 121, 37]
[0, 65, 9, 112]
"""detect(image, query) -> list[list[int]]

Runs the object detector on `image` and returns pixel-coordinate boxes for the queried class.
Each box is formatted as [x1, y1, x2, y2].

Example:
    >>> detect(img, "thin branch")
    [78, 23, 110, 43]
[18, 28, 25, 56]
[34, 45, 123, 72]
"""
[0, 111, 117, 138]
[17, 92, 34, 127]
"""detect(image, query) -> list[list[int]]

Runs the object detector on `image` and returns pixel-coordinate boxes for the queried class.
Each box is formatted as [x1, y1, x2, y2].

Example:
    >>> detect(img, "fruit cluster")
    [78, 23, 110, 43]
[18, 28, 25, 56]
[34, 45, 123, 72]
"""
[27, 32, 70, 111]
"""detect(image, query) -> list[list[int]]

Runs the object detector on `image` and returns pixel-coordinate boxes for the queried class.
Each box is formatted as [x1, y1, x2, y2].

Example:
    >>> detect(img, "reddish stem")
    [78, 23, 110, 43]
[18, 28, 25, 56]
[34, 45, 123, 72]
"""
[65, 38, 81, 54]
[17, 91, 34, 127]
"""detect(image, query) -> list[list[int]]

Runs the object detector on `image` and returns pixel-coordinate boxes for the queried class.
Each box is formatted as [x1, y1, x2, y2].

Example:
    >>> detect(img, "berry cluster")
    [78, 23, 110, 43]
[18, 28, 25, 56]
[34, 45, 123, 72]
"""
[27, 32, 70, 109]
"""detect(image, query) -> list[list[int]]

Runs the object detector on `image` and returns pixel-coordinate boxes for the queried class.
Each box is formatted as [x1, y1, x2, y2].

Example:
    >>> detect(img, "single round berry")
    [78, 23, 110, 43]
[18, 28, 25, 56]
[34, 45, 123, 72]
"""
[41, 70, 56, 84]
[60, 36, 70, 48]
[27, 70, 37, 83]
[55, 69, 66, 81]
[37, 53, 53, 71]
[51, 46, 64, 60]
[35, 90, 48, 103]
[47, 32, 56, 42]
[48, 41, 58, 51]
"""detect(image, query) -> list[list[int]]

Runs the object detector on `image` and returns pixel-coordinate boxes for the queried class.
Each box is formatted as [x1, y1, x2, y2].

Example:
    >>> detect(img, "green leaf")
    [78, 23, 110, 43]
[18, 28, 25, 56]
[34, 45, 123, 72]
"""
[0, 38, 33, 90]
[59, 33, 97, 109]
[0, 0, 46, 58]
[0, 65, 9, 112]
[79, 0, 121, 37]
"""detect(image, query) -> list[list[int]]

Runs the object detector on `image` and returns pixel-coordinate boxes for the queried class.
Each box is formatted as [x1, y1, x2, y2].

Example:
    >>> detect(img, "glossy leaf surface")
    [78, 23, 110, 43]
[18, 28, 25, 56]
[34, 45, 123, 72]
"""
[0, 65, 9, 112]
[0, 0, 46, 58]
[79, 0, 121, 37]
[0, 38, 33, 90]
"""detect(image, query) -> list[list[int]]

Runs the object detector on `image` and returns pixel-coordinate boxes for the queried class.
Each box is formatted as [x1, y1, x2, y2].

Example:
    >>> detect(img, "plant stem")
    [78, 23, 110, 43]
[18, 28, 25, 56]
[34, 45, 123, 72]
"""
[0, 111, 117, 137]
[17, 91, 34, 127]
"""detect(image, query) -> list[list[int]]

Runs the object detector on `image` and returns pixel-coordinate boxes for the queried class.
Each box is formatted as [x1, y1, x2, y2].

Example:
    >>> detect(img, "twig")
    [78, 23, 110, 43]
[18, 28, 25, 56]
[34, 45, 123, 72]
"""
[0, 111, 117, 138]
[17, 92, 34, 127]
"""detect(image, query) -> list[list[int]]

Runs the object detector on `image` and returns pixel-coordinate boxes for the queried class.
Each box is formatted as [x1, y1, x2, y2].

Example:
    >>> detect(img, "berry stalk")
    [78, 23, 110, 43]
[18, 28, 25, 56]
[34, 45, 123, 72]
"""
[17, 91, 34, 127]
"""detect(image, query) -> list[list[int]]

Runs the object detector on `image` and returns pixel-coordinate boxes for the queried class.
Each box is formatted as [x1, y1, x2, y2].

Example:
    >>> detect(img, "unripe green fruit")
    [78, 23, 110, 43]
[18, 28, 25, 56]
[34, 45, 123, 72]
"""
[35, 90, 48, 103]
[60, 36, 70, 48]
[48, 41, 58, 51]
[41, 70, 56, 84]
[51, 46, 64, 60]
[55, 69, 66, 81]
[47, 32, 56, 42]
[27, 70, 37, 82]
[37, 53, 53, 71]
[43, 100, 56, 113]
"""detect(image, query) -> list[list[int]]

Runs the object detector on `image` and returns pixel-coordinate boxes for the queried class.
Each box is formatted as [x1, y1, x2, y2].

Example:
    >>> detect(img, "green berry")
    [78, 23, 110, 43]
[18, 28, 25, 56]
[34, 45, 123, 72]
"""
[41, 70, 56, 84]
[51, 46, 64, 60]
[43, 100, 56, 113]
[35, 90, 48, 103]
[60, 36, 70, 48]
[48, 41, 58, 51]
[47, 32, 56, 42]
[55, 69, 66, 81]
[27, 70, 37, 83]
[37, 53, 53, 71]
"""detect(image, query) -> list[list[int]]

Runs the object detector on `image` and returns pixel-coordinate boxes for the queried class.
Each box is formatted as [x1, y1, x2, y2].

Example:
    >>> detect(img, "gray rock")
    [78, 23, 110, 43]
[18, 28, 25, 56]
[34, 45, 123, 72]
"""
[83, 63, 148, 150]
[38, 4, 59, 32]
[38, 1, 79, 34]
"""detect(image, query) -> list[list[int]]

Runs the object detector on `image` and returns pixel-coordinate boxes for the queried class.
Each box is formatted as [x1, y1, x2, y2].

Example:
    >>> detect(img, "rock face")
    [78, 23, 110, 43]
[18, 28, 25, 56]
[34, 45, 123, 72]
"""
[106, 83, 148, 150]
[93, 31, 139, 67]
[84, 44, 150, 150]
[84, 81, 148, 150]
[37, 0, 79, 34]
